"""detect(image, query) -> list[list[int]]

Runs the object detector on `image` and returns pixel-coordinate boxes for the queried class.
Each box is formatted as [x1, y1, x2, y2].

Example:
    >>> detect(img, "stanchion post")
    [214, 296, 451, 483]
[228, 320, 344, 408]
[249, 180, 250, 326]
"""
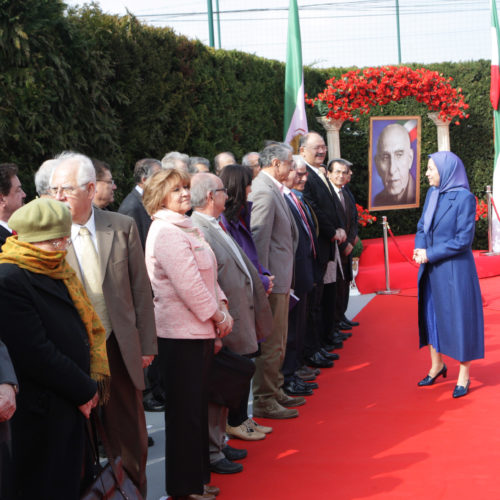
[377, 216, 400, 295]
[482, 185, 500, 256]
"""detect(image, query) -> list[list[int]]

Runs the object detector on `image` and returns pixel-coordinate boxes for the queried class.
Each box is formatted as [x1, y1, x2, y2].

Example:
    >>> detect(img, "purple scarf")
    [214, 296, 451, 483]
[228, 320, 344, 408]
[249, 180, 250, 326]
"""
[423, 151, 470, 234]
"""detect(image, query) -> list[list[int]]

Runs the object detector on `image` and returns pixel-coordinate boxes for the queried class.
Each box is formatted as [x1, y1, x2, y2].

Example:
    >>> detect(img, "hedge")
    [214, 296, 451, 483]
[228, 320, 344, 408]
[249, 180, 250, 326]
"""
[0, 1, 493, 247]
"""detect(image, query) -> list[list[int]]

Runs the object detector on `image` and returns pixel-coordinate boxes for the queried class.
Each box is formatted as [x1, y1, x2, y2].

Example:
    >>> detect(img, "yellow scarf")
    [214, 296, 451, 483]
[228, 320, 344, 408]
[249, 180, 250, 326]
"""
[0, 237, 110, 402]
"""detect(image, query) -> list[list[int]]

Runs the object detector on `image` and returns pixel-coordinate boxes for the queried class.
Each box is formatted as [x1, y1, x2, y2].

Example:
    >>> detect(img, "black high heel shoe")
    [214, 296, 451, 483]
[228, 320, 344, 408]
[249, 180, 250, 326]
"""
[452, 380, 470, 398]
[417, 364, 447, 386]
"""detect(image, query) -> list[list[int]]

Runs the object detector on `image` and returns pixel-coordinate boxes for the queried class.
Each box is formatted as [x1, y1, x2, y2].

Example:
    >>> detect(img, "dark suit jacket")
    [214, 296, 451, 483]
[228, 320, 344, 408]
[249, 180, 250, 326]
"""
[0, 226, 11, 251]
[66, 209, 157, 391]
[331, 186, 357, 281]
[0, 264, 97, 499]
[118, 188, 152, 250]
[284, 195, 315, 296]
[0, 341, 17, 445]
[302, 165, 343, 270]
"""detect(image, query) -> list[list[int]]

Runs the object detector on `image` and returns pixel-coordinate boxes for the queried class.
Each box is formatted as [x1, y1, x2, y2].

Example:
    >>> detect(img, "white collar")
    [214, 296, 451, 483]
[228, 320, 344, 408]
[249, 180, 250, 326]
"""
[71, 208, 96, 240]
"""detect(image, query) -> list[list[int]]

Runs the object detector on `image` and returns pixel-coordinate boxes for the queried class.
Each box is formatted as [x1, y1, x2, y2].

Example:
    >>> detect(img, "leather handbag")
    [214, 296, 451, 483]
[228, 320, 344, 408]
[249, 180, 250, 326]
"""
[81, 416, 143, 500]
[208, 346, 255, 409]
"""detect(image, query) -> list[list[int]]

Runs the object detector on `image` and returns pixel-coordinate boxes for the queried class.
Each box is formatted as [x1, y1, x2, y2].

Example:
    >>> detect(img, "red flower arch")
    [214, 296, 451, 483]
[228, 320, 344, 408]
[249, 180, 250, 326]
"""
[305, 66, 469, 125]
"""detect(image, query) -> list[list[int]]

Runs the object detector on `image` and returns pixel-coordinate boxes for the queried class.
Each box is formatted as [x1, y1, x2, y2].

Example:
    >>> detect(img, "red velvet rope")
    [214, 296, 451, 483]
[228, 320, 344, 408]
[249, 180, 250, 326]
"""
[387, 225, 420, 268]
[491, 196, 500, 223]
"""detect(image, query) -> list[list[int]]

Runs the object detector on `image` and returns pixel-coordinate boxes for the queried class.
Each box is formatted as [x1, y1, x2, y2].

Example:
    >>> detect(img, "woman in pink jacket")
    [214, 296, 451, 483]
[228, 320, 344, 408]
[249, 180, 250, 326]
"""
[144, 168, 233, 500]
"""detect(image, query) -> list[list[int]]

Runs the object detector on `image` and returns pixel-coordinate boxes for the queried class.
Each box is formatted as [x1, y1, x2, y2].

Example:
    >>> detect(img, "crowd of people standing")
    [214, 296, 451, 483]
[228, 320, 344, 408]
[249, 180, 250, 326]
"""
[0, 131, 361, 500]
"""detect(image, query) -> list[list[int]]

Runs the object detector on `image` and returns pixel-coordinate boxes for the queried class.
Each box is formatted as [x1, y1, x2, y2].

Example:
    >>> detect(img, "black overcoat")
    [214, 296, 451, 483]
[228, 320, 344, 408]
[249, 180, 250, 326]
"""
[0, 264, 97, 500]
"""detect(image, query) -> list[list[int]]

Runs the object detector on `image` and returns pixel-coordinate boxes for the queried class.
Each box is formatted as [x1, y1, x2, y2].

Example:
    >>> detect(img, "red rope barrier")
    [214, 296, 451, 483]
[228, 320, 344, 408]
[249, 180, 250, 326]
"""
[491, 196, 500, 223]
[386, 225, 420, 268]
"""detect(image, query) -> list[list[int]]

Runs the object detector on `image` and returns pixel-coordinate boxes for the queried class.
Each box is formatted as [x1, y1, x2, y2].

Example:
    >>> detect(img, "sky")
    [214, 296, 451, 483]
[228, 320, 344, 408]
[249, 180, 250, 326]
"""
[64, 0, 492, 69]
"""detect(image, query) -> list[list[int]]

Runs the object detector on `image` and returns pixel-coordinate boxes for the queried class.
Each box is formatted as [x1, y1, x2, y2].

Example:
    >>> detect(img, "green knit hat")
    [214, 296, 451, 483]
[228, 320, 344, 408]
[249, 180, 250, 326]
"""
[9, 198, 72, 243]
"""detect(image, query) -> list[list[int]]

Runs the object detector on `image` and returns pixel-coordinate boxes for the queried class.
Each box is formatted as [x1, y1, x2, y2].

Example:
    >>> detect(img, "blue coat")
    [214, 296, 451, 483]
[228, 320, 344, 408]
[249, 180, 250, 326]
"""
[415, 189, 484, 361]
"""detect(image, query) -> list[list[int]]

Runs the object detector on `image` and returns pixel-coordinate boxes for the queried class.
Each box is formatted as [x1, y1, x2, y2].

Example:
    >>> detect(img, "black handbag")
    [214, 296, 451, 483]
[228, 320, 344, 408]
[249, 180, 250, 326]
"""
[208, 346, 256, 409]
[81, 416, 143, 500]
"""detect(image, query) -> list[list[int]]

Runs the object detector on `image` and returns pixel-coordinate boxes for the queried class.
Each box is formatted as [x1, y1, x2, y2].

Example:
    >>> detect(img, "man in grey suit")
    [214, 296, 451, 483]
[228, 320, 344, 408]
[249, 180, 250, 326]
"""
[49, 152, 157, 497]
[249, 142, 301, 419]
[0, 341, 17, 496]
[190, 173, 273, 474]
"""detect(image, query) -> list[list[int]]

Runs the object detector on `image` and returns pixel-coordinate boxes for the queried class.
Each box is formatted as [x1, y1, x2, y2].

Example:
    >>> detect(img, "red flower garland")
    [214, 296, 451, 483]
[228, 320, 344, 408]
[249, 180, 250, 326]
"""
[305, 66, 469, 124]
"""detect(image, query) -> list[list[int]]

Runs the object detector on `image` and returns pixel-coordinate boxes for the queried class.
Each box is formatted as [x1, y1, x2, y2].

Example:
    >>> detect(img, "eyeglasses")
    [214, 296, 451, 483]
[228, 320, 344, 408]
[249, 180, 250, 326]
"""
[306, 145, 327, 152]
[48, 183, 89, 197]
[98, 179, 115, 185]
[212, 188, 227, 194]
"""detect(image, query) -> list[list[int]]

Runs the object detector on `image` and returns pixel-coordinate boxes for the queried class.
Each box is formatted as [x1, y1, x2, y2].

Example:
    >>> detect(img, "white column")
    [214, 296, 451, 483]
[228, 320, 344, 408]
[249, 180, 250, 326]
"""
[427, 112, 451, 151]
[316, 116, 345, 161]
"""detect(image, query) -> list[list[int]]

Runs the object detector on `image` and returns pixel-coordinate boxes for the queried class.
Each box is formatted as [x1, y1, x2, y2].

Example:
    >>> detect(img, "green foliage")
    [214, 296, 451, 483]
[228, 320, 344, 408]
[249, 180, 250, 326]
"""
[0, 3, 494, 248]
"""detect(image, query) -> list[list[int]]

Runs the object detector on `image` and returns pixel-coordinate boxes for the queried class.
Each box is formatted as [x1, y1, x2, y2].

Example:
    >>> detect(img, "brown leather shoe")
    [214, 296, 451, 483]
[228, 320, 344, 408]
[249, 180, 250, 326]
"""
[252, 398, 299, 419]
[276, 389, 306, 408]
[204, 484, 220, 496]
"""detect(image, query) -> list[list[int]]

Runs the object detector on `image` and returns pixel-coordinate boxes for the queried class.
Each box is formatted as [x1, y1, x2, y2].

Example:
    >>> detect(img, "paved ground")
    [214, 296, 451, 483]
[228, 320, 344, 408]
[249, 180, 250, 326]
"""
[144, 292, 376, 500]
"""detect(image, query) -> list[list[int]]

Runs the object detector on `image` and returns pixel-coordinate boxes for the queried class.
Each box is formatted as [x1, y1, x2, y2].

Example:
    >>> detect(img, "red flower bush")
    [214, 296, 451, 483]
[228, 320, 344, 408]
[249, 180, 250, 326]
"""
[475, 197, 487, 221]
[357, 204, 377, 227]
[305, 66, 469, 124]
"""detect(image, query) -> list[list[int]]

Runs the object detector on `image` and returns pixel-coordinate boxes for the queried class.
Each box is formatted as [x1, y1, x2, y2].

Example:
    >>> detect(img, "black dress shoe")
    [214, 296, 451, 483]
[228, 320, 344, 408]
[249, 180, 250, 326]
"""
[305, 352, 334, 368]
[222, 445, 247, 461]
[322, 343, 336, 352]
[293, 375, 318, 390]
[323, 334, 343, 350]
[284, 379, 313, 396]
[334, 328, 351, 340]
[417, 364, 447, 386]
[319, 348, 339, 361]
[343, 317, 360, 327]
[338, 321, 353, 331]
[143, 398, 166, 412]
[209, 457, 243, 474]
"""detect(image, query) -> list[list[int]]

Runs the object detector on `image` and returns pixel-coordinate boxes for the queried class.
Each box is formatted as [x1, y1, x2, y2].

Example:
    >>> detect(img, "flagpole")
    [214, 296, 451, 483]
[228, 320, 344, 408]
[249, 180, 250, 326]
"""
[283, 0, 308, 150]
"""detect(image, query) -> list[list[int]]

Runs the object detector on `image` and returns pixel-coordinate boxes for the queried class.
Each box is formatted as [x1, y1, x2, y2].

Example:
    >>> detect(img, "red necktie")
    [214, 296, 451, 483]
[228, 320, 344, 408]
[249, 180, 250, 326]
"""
[219, 220, 227, 233]
[290, 192, 316, 258]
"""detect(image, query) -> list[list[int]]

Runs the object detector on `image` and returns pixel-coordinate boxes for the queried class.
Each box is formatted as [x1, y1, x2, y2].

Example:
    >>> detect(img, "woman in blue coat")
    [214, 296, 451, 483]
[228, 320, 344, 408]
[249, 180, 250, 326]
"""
[413, 151, 484, 398]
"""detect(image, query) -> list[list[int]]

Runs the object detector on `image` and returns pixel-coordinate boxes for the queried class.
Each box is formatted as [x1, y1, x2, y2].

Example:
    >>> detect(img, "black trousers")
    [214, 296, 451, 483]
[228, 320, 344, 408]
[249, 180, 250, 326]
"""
[334, 266, 351, 324]
[322, 282, 338, 339]
[158, 337, 213, 497]
[282, 291, 308, 382]
[303, 283, 324, 358]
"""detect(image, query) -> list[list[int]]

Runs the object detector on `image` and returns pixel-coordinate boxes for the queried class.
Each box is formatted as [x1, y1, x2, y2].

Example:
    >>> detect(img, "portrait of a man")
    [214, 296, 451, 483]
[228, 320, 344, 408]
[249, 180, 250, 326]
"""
[369, 116, 421, 210]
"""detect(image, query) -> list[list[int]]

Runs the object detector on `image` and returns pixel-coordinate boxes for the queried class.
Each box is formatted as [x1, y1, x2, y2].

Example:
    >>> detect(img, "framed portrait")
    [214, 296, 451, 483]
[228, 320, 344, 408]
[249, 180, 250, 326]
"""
[368, 116, 421, 211]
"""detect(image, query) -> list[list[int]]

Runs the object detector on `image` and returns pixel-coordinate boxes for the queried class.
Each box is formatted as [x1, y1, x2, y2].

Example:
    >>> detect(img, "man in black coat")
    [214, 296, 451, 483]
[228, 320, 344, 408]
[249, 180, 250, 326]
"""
[0, 163, 26, 249]
[118, 158, 161, 250]
[326, 159, 360, 331]
[0, 341, 17, 497]
[281, 164, 330, 397]
[300, 132, 346, 349]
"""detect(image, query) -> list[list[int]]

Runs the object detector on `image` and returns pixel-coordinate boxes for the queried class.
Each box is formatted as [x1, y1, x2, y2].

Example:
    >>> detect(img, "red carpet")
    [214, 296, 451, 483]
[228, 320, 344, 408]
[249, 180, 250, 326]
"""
[356, 234, 500, 294]
[214, 276, 500, 499]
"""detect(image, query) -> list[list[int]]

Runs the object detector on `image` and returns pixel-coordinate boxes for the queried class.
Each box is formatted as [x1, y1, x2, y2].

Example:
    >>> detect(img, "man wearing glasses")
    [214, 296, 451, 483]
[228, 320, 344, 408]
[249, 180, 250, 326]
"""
[49, 151, 157, 498]
[92, 158, 117, 210]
